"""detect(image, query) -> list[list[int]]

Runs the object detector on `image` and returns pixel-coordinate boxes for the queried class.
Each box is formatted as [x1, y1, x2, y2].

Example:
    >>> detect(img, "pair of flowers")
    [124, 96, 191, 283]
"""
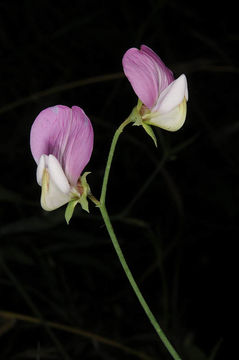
[30, 45, 188, 212]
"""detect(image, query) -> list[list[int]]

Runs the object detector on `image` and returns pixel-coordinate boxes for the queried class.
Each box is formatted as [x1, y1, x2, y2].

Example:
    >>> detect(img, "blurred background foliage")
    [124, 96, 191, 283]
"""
[0, 0, 237, 359]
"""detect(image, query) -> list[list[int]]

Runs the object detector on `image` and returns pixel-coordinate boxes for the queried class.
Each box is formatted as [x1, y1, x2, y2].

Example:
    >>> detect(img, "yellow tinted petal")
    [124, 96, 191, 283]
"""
[143, 98, 187, 132]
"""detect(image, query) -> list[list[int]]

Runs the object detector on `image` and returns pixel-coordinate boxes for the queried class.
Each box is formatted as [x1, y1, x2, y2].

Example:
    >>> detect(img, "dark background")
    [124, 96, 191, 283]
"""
[0, 0, 237, 359]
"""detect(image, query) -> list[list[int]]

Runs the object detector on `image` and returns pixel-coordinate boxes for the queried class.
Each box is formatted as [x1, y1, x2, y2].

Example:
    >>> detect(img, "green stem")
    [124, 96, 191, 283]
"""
[99, 205, 181, 360]
[99, 117, 182, 360]
[100, 116, 132, 205]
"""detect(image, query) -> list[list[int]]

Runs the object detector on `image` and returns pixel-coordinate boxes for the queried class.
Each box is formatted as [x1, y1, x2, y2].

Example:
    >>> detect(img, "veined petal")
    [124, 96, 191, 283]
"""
[39, 155, 72, 211]
[143, 97, 187, 132]
[122, 45, 174, 108]
[152, 74, 188, 114]
[123, 47, 160, 108]
[30, 105, 94, 186]
[63, 106, 93, 185]
[140, 45, 174, 92]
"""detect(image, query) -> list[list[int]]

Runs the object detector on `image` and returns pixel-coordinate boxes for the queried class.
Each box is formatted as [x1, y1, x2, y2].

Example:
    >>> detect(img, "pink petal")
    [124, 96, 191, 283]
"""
[30, 105, 94, 185]
[122, 45, 174, 109]
[123, 48, 159, 108]
[140, 45, 174, 92]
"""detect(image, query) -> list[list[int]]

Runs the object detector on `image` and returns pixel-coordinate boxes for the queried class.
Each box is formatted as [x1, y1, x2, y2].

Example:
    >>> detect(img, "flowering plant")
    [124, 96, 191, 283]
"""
[30, 45, 188, 360]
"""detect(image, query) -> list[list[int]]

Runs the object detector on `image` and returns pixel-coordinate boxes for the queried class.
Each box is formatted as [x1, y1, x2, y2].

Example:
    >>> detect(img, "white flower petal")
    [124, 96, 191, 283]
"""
[144, 98, 187, 132]
[153, 74, 188, 114]
[36, 154, 48, 186]
[36, 154, 72, 211]
[48, 155, 71, 194]
[185, 78, 189, 101]
[40, 168, 72, 211]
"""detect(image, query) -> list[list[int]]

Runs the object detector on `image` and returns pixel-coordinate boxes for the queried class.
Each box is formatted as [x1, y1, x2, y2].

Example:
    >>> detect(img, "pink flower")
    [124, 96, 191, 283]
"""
[122, 45, 188, 132]
[30, 105, 94, 211]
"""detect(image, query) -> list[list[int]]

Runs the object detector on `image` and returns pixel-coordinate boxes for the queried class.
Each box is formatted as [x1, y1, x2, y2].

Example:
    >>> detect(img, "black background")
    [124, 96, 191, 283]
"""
[0, 0, 237, 359]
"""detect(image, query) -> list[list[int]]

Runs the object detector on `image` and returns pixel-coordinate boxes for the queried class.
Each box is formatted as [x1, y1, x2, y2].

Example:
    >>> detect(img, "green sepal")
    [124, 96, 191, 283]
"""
[128, 99, 157, 146]
[142, 123, 158, 147]
[77, 172, 91, 213]
[129, 100, 143, 126]
[78, 194, 89, 213]
[65, 199, 79, 224]
[64, 172, 92, 224]
[136, 98, 143, 112]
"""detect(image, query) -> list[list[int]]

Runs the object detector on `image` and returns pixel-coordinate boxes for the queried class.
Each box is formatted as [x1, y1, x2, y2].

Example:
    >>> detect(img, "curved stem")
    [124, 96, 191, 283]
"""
[98, 116, 182, 360]
[100, 116, 132, 204]
[99, 204, 181, 360]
